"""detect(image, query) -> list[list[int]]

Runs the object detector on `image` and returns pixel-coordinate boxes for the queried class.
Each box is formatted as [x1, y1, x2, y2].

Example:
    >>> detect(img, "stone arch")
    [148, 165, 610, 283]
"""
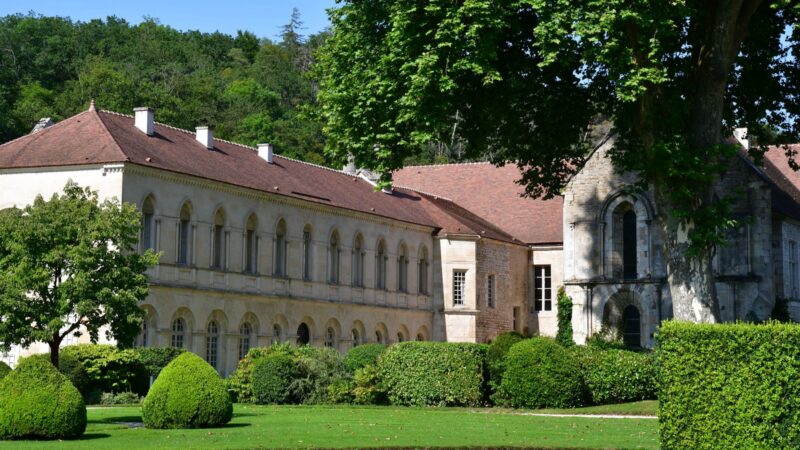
[324, 318, 342, 349]
[374, 322, 388, 344]
[272, 314, 289, 344]
[170, 307, 194, 349]
[396, 324, 410, 343]
[295, 316, 316, 346]
[600, 290, 642, 347]
[599, 191, 655, 279]
[238, 312, 258, 360]
[350, 320, 366, 347]
[415, 325, 429, 341]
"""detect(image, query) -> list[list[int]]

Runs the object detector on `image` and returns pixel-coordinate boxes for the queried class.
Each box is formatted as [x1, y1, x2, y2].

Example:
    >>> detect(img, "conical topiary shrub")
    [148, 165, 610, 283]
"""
[0, 356, 87, 439]
[142, 352, 233, 429]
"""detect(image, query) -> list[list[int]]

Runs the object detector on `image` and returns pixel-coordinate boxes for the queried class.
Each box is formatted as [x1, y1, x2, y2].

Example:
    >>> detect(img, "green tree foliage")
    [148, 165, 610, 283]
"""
[657, 321, 800, 449]
[0, 182, 158, 368]
[0, 12, 330, 165]
[142, 352, 232, 429]
[61, 344, 149, 396]
[497, 337, 583, 409]
[555, 287, 574, 347]
[316, 0, 800, 323]
[0, 356, 87, 439]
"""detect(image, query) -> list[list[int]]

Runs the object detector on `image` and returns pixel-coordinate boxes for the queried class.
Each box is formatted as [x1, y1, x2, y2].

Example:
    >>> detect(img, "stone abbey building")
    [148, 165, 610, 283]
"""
[1, 104, 799, 374]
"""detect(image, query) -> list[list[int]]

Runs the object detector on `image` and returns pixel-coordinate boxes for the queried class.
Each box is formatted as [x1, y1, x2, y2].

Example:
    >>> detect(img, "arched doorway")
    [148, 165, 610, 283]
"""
[296, 323, 310, 345]
[622, 305, 641, 348]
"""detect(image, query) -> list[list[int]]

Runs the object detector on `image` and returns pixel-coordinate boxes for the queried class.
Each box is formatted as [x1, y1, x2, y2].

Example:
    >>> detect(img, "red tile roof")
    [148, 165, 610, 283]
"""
[0, 108, 521, 244]
[394, 163, 563, 245]
[759, 145, 800, 221]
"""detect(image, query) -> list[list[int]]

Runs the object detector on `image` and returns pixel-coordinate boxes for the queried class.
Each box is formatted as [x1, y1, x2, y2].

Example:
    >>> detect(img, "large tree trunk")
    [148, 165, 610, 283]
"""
[656, 0, 763, 323]
[49, 335, 61, 368]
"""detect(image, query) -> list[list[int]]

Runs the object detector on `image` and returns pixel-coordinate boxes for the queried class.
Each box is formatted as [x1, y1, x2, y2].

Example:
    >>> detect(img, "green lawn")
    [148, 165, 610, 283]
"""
[0, 404, 659, 449]
[532, 400, 658, 416]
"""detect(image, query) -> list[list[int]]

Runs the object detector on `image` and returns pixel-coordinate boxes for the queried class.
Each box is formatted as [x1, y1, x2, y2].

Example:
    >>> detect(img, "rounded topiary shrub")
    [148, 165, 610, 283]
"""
[343, 343, 386, 372]
[142, 352, 232, 429]
[0, 362, 10, 380]
[498, 337, 583, 409]
[252, 353, 296, 404]
[486, 331, 526, 389]
[0, 357, 86, 439]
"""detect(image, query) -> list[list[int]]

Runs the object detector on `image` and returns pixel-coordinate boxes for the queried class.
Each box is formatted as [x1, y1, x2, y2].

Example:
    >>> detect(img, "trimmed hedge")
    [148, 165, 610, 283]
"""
[62, 344, 149, 396]
[252, 353, 296, 404]
[0, 357, 86, 439]
[21, 353, 94, 403]
[379, 342, 486, 406]
[343, 344, 386, 372]
[134, 347, 186, 379]
[658, 321, 800, 449]
[486, 331, 526, 392]
[571, 346, 657, 404]
[227, 344, 290, 403]
[142, 352, 232, 429]
[498, 337, 583, 409]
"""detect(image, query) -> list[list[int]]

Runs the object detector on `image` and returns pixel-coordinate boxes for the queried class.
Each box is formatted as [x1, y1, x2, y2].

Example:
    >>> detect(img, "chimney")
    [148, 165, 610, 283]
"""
[258, 143, 274, 164]
[196, 126, 213, 149]
[31, 117, 54, 133]
[134, 107, 154, 136]
[733, 127, 749, 150]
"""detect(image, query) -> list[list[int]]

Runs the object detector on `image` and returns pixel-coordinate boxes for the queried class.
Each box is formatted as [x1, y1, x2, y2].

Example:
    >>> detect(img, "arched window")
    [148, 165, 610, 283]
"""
[275, 219, 287, 277]
[178, 203, 192, 265]
[324, 327, 336, 348]
[329, 230, 340, 284]
[376, 239, 387, 290]
[171, 318, 185, 348]
[296, 323, 310, 345]
[238, 322, 253, 360]
[397, 243, 408, 292]
[397, 332, 405, 343]
[272, 323, 283, 344]
[245, 214, 258, 274]
[352, 234, 365, 287]
[622, 210, 637, 279]
[375, 330, 384, 344]
[212, 209, 226, 269]
[418, 246, 429, 294]
[141, 196, 155, 252]
[622, 305, 641, 348]
[206, 320, 219, 369]
[351, 328, 361, 347]
[302, 224, 313, 280]
[416, 333, 425, 341]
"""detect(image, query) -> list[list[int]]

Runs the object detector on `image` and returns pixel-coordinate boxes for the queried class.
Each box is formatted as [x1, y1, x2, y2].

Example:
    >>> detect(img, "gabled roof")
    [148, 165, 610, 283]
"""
[0, 107, 523, 245]
[394, 162, 563, 245]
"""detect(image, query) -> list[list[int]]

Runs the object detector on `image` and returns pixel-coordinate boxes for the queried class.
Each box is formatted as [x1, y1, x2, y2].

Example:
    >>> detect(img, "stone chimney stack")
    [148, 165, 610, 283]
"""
[258, 143, 274, 164]
[196, 126, 213, 149]
[134, 107, 154, 136]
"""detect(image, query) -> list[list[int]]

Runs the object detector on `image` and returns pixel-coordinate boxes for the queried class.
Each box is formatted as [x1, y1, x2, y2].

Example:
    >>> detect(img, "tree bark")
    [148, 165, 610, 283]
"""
[48, 336, 61, 369]
[658, 0, 763, 323]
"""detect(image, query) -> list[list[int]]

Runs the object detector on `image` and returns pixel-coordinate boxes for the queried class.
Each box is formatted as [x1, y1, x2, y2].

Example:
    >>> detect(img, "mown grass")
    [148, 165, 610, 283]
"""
[0, 404, 658, 449]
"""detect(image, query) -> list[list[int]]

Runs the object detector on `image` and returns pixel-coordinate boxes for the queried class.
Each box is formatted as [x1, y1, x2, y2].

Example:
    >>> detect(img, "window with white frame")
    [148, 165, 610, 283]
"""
[487, 274, 495, 308]
[238, 322, 253, 360]
[206, 320, 219, 369]
[325, 327, 336, 348]
[141, 196, 155, 252]
[453, 270, 466, 306]
[534, 265, 552, 311]
[177, 203, 192, 265]
[171, 318, 185, 348]
[790, 240, 798, 298]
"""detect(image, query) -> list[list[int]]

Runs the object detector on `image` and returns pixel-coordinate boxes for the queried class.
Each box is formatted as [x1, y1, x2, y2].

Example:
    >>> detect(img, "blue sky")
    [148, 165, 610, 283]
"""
[1, 0, 338, 40]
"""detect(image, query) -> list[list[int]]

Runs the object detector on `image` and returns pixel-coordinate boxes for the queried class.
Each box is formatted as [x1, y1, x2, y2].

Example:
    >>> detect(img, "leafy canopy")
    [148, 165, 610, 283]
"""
[0, 181, 158, 364]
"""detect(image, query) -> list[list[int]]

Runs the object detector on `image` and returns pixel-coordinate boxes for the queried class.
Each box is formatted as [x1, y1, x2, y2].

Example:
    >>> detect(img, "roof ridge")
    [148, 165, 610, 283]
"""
[393, 184, 454, 202]
[98, 109, 351, 177]
[0, 110, 93, 150]
[400, 161, 493, 169]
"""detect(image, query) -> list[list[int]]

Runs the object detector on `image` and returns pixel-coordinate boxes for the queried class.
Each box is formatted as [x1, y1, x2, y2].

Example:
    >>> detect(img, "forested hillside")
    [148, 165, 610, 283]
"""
[0, 10, 331, 165]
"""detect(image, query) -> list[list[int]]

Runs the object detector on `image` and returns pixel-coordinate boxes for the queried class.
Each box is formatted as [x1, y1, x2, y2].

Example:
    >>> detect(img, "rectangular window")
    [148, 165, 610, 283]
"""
[487, 274, 495, 308]
[453, 270, 466, 306]
[534, 265, 552, 311]
[790, 240, 798, 298]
